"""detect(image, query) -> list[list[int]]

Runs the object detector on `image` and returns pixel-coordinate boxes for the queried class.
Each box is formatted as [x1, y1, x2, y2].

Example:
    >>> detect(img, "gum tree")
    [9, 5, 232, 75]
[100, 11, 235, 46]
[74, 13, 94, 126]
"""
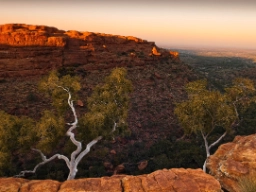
[174, 78, 255, 172]
[16, 68, 132, 180]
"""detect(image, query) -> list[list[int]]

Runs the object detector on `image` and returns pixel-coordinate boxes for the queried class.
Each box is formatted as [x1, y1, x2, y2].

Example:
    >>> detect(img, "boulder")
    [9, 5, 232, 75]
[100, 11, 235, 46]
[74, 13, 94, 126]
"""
[0, 168, 222, 192]
[170, 51, 179, 58]
[152, 46, 161, 56]
[207, 134, 256, 192]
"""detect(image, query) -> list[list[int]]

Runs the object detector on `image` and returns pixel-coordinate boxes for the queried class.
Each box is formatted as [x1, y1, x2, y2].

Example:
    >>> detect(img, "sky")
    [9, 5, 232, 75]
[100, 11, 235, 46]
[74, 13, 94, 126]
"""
[1, 0, 256, 49]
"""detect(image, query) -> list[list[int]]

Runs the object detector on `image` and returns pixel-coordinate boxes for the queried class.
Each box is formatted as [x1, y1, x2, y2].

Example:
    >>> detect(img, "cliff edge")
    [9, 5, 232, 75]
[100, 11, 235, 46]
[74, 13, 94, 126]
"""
[0, 168, 222, 192]
[0, 23, 179, 78]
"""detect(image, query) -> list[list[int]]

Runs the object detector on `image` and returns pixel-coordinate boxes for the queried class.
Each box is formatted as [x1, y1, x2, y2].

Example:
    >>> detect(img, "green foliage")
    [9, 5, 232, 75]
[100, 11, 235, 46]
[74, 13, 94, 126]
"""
[175, 78, 255, 137]
[175, 78, 255, 171]
[35, 110, 66, 154]
[0, 111, 36, 175]
[238, 102, 256, 135]
[225, 78, 256, 109]
[38, 70, 81, 115]
[80, 68, 133, 139]
[0, 68, 133, 179]
[0, 111, 36, 152]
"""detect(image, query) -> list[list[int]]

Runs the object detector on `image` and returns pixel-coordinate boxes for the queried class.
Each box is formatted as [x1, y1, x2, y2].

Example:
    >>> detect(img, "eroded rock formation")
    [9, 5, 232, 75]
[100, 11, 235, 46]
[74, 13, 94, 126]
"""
[207, 134, 256, 192]
[0, 23, 178, 78]
[0, 168, 222, 192]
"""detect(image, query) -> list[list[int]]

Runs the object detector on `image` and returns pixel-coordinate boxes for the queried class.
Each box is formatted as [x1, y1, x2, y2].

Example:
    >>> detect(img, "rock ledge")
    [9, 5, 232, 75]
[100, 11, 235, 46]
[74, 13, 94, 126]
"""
[0, 168, 222, 192]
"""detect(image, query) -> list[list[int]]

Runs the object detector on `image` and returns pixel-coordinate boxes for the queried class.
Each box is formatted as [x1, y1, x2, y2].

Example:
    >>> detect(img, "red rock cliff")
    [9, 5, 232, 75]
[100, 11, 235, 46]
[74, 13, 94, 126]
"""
[0, 23, 178, 77]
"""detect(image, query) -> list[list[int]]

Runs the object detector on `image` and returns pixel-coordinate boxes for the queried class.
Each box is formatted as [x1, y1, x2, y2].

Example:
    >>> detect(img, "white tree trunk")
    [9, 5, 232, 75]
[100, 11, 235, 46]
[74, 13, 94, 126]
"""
[16, 86, 116, 180]
[201, 130, 227, 172]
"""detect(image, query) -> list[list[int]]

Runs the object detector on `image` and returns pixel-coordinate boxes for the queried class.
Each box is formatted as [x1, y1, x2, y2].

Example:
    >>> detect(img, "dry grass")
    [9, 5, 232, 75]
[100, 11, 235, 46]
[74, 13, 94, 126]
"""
[237, 172, 256, 192]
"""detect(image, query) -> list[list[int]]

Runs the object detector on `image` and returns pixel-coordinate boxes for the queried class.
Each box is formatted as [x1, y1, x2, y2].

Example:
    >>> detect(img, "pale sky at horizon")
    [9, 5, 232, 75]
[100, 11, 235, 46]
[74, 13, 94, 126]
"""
[1, 0, 256, 49]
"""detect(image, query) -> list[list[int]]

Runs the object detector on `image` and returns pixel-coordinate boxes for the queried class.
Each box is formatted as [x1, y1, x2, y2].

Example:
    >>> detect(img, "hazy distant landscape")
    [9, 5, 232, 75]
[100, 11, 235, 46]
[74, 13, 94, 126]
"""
[171, 48, 256, 88]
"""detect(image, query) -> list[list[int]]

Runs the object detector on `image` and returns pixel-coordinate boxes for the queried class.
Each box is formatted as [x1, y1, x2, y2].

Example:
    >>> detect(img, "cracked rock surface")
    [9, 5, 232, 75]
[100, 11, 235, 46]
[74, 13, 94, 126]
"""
[0, 168, 222, 192]
[207, 134, 256, 192]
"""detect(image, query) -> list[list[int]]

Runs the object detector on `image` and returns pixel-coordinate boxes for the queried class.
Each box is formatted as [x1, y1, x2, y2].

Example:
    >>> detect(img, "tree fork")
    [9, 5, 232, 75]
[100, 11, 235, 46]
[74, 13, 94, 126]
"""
[16, 86, 105, 180]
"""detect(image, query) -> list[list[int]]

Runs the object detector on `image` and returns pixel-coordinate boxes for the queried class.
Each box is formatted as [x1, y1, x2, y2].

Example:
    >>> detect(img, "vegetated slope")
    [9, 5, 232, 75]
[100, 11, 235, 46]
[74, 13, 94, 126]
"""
[0, 24, 199, 179]
[175, 48, 256, 88]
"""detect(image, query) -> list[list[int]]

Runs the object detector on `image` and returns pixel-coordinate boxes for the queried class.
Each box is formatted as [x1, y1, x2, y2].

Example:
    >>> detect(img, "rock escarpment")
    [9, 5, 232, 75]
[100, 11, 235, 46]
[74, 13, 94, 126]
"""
[207, 134, 256, 192]
[0, 23, 192, 149]
[0, 168, 222, 192]
[0, 24, 197, 178]
[0, 23, 179, 78]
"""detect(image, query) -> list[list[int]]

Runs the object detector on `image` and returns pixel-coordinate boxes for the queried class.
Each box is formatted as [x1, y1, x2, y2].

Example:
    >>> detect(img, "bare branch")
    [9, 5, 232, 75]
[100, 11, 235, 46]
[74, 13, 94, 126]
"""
[15, 149, 70, 178]
[232, 101, 240, 119]
[75, 136, 103, 165]
[111, 122, 117, 133]
[208, 131, 227, 151]
[201, 130, 210, 157]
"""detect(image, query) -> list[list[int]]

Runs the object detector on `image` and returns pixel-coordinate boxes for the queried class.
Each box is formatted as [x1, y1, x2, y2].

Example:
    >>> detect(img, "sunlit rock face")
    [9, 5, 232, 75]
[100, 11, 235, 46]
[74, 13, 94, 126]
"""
[0, 23, 179, 78]
[0, 168, 222, 192]
[207, 134, 256, 192]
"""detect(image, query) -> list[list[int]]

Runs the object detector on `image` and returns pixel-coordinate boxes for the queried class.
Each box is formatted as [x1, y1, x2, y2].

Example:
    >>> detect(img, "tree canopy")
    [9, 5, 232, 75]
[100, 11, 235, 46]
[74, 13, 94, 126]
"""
[81, 67, 133, 139]
[174, 78, 256, 171]
[0, 67, 133, 180]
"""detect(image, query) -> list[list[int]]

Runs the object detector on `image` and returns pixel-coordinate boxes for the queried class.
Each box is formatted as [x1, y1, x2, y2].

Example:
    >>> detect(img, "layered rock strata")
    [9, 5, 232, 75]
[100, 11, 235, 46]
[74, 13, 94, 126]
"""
[207, 134, 256, 192]
[0, 24, 179, 78]
[0, 168, 222, 192]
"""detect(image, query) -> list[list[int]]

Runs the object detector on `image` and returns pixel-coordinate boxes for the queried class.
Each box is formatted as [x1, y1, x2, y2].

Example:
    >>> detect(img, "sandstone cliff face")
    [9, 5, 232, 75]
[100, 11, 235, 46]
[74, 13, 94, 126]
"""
[0, 24, 179, 78]
[0, 168, 222, 192]
[207, 134, 256, 192]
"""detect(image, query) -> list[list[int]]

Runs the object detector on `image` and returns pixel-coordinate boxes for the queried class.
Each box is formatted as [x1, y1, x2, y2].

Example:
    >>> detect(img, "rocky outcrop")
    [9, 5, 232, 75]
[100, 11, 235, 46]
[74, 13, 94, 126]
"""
[0, 168, 222, 192]
[207, 134, 256, 192]
[0, 23, 178, 78]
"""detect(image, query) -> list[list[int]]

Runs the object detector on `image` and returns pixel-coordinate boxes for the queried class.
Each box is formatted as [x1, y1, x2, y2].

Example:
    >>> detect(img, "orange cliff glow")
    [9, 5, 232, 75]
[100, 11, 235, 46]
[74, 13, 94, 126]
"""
[0, 23, 180, 78]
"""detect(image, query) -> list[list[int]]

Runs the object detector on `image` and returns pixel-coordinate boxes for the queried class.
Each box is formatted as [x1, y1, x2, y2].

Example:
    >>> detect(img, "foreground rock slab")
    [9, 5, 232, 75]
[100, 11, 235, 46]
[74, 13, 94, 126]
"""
[0, 168, 222, 192]
[207, 134, 256, 192]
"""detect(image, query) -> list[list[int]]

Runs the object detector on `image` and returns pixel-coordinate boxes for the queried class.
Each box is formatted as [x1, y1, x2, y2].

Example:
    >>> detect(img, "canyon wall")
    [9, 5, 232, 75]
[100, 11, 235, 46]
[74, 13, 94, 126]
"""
[0, 24, 179, 78]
